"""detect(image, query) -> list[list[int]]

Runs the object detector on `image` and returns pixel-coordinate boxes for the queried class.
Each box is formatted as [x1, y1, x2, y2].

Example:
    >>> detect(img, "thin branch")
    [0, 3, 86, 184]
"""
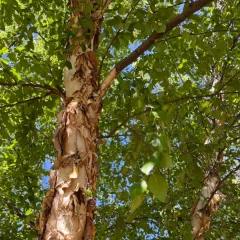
[165, 91, 240, 104]
[156, 29, 239, 44]
[0, 81, 65, 97]
[99, 0, 214, 97]
[0, 92, 52, 109]
[197, 102, 211, 138]
[47, 64, 57, 82]
[165, 71, 240, 104]
[36, 31, 50, 45]
[124, 124, 153, 150]
[98, 0, 141, 79]
[5, 201, 36, 229]
[99, 134, 132, 139]
[203, 163, 240, 211]
[100, 108, 150, 138]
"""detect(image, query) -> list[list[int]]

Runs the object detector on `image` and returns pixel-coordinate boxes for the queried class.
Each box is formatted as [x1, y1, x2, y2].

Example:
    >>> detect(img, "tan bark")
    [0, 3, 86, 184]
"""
[191, 69, 225, 239]
[190, 168, 223, 240]
[191, 113, 225, 239]
[36, 1, 110, 239]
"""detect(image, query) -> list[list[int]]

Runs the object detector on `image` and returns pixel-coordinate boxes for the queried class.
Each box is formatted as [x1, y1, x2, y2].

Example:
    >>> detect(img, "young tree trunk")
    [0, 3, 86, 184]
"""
[36, 1, 110, 239]
[191, 166, 222, 239]
[191, 74, 225, 239]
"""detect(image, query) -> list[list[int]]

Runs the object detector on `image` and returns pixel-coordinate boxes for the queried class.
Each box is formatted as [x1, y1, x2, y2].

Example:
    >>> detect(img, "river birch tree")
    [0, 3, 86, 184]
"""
[0, 0, 240, 239]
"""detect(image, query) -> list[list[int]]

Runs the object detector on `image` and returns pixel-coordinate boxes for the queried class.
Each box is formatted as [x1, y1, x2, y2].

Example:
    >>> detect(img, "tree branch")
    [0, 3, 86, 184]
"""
[100, 108, 150, 139]
[203, 163, 240, 211]
[0, 81, 65, 98]
[165, 71, 240, 103]
[98, 0, 141, 79]
[0, 92, 52, 109]
[99, 0, 214, 97]
[6, 202, 36, 229]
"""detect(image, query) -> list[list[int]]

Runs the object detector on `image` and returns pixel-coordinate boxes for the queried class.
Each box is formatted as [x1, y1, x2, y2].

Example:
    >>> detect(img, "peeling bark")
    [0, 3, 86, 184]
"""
[191, 61, 226, 239]
[37, 55, 101, 240]
[190, 168, 223, 240]
[36, 1, 110, 239]
[190, 122, 225, 239]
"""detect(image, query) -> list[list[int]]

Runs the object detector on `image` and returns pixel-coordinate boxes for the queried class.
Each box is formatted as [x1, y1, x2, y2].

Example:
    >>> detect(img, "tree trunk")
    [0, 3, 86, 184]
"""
[191, 167, 222, 239]
[36, 1, 110, 239]
[191, 71, 225, 239]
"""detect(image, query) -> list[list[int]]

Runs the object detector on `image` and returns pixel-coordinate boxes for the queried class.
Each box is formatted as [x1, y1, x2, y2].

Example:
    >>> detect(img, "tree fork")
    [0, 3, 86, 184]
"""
[35, 0, 215, 238]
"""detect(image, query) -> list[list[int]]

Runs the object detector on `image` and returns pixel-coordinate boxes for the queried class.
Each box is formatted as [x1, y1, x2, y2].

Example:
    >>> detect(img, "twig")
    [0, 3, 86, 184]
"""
[98, 0, 141, 80]
[0, 81, 65, 98]
[5, 201, 36, 229]
[101, 108, 150, 138]
[99, 134, 132, 139]
[203, 164, 240, 211]
[36, 31, 50, 45]
[165, 71, 240, 103]
[0, 92, 52, 109]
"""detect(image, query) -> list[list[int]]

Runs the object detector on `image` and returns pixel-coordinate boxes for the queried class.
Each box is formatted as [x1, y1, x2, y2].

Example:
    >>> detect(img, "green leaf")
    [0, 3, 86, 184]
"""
[161, 152, 172, 168]
[147, 174, 168, 202]
[10, 69, 21, 80]
[159, 134, 171, 152]
[118, 6, 127, 15]
[182, 31, 190, 40]
[86, 189, 92, 196]
[152, 138, 163, 152]
[157, 24, 166, 33]
[176, 172, 185, 187]
[152, 111, 160, 118]
[200, 101, 210, 110]
[131, 194, 144, 212]
[0, 58, 8, 64]
[210, 110, 222, 119]
[25, 209, 33, 215]
[65, 61, 72, 69]
[130, 184, 144, 199]
[141, 162, 155, 175]
[141, 180, 148, 192]
[126, 211, 137, 223]
[0, 47, 8, 54]
[178, 63, 184, 69]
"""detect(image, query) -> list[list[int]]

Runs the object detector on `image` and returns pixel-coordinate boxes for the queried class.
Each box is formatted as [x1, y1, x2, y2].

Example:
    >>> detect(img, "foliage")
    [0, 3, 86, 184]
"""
[0, 0, 240, 239]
